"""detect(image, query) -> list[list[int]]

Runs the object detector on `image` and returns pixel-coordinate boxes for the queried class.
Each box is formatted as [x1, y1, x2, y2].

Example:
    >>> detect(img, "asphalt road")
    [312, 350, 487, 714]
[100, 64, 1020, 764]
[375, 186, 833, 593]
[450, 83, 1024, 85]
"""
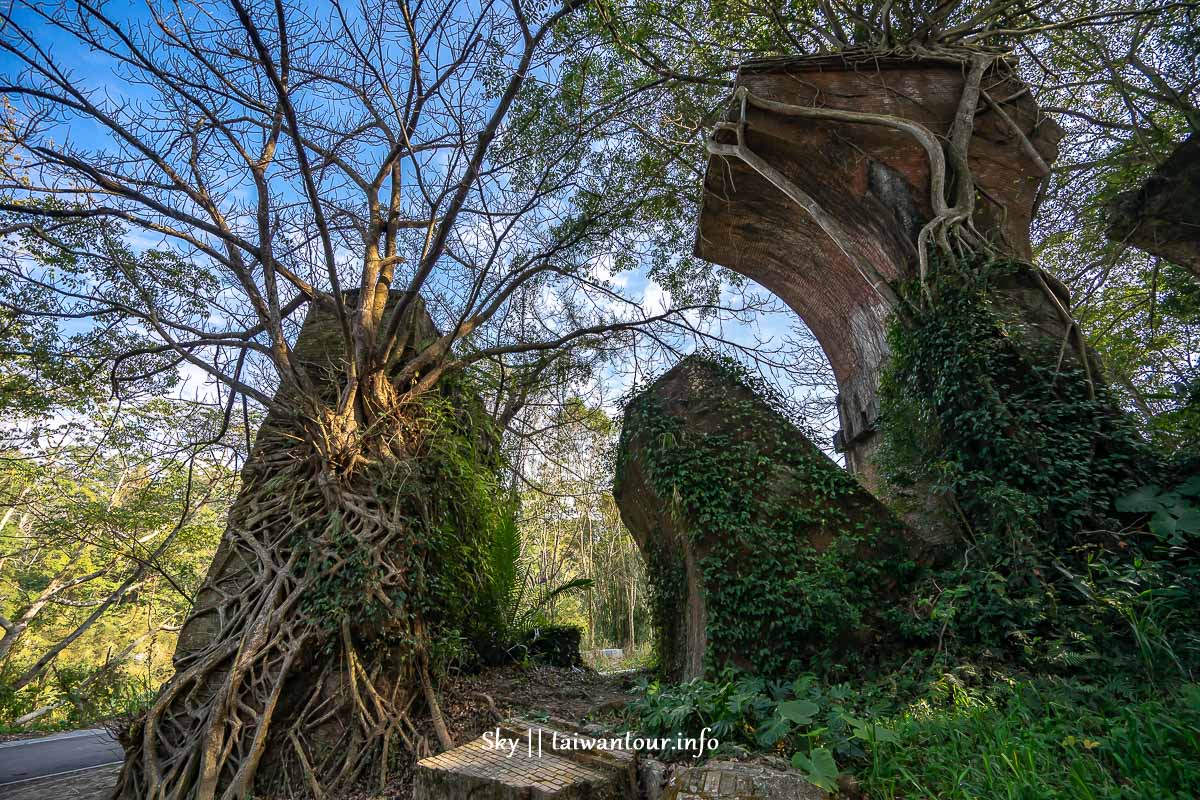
[0, 729, 124, 792]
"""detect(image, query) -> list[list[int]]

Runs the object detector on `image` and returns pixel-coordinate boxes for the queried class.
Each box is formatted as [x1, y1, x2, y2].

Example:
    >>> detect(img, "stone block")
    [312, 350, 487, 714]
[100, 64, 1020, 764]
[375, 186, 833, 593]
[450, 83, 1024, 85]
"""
[614, 356, 915, 681]
[413, 720, 638, 800]
[662, 760, 824, 800]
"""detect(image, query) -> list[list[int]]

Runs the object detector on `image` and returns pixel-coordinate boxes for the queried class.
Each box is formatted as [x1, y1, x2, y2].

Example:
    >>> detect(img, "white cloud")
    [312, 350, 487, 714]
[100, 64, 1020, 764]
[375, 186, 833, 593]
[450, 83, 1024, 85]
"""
[593, 254, 628, 289]
[642, 280, 670, 314]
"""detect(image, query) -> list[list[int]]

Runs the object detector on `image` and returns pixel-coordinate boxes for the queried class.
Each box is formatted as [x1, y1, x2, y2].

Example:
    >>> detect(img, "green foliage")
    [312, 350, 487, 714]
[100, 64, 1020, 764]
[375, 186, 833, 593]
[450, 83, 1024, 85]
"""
[514, 397, 651, 653]
[473, 504, 594, 665]
[876, 255, 1191, 665]
[616, 355, 915, 679]
[790, 746, 841, 792]
[627, 666, 1200, 799]
[0, 665, 158, 734]
[518, 625, 585, 668]
[881, 256, 1148, 548]
[0, 399, 235, 729]
[627, 667, 892, 768]
[482, 506, 526, 631]
[1117, 476, 1200, 545]
[0, 209, 212, 419]
[298, 509, 390, 642]
[420, 384, 515, 644]
[1068, 254, 1200, 454]
[862, 676, 1200, 799]
[483, 507, 595, 635]
[292, 375, 598, 672]
[290, 378, 518, 669]
[633, 533, 687, 675]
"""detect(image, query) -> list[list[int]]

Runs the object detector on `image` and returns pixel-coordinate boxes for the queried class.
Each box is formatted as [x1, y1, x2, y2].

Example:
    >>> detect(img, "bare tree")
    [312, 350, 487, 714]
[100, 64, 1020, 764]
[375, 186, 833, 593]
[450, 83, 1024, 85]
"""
[3, 0, 1191, 795]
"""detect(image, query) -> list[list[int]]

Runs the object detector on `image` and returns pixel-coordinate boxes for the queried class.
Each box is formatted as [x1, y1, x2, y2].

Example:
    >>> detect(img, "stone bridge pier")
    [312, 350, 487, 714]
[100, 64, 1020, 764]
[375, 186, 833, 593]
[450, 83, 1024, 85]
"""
[695, 53, 1067, 496]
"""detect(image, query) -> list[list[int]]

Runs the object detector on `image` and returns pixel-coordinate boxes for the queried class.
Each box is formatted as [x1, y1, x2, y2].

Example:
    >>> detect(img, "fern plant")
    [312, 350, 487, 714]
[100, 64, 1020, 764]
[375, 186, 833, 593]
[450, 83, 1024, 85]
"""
[479, 506, 593, 648]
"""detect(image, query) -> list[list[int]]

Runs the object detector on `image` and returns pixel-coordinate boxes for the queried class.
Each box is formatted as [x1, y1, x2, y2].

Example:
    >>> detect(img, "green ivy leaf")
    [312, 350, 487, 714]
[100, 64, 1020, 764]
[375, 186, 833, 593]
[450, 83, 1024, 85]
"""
[791, 747, 839, 791]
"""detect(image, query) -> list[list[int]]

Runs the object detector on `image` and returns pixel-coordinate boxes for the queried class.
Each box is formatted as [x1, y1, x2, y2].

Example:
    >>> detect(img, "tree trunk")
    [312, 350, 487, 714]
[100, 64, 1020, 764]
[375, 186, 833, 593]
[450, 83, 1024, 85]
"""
[114, 292, 491, 800]
[627, 578, 636, 652]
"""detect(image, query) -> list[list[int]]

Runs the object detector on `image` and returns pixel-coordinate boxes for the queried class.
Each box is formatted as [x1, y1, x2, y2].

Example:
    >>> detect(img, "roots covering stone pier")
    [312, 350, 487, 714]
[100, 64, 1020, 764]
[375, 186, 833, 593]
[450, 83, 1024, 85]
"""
[114, 292, 504, 799]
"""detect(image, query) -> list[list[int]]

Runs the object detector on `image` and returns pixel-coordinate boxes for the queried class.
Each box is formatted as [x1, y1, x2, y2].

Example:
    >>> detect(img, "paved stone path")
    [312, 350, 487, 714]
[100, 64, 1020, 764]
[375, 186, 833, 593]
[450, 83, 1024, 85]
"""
[414, 721, 825, 800]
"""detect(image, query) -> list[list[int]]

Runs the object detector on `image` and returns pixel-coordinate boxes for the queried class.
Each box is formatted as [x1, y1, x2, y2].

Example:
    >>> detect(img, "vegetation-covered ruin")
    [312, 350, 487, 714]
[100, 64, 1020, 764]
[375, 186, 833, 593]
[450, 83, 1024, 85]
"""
[0, 0, 1198, 798]
[616, 356, 916, 681]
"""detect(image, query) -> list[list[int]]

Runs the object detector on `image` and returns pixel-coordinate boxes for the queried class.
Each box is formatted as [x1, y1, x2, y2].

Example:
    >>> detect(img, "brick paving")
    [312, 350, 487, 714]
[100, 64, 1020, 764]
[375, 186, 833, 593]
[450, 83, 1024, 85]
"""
[661, 760, 825, 800]
[414, 721, 637, 799]
[670, 764, 759, 799]
[418, 735, 612, 794]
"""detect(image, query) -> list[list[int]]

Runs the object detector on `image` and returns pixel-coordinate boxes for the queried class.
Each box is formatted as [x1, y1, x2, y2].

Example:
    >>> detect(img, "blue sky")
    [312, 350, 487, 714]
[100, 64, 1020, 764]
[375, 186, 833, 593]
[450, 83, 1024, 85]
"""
[1, 0, 842, 448]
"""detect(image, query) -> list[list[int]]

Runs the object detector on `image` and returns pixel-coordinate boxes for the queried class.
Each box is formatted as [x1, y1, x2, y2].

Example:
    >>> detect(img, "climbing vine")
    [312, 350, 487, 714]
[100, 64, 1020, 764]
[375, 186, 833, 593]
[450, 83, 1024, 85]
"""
[881, 254, 1149, 545]
[616, 355, 919, 680]
[876, 253, 1196, 666]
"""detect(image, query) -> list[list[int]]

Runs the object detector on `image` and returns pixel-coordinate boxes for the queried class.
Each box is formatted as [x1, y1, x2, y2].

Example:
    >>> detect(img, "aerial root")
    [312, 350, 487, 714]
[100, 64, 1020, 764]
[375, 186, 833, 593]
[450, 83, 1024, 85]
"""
[704, 50, 1058, 310]
[114, 436, 446, 800]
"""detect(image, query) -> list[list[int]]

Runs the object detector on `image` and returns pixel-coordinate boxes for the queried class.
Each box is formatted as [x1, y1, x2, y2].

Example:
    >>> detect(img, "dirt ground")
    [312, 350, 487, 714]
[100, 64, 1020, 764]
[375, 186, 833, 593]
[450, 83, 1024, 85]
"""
[442, 662, 642, 735]
[3, 664, 642, 800]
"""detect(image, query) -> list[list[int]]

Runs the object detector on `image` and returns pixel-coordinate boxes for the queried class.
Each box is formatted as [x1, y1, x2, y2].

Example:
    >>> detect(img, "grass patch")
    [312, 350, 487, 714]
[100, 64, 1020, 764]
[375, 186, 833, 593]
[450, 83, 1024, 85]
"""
[866, 677, 1200, 799]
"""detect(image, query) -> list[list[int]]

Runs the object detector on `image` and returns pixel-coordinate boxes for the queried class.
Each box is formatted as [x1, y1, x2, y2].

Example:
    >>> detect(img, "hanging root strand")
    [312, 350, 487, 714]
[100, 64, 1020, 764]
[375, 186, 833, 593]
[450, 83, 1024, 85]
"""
[706, 50, 1019, 307]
